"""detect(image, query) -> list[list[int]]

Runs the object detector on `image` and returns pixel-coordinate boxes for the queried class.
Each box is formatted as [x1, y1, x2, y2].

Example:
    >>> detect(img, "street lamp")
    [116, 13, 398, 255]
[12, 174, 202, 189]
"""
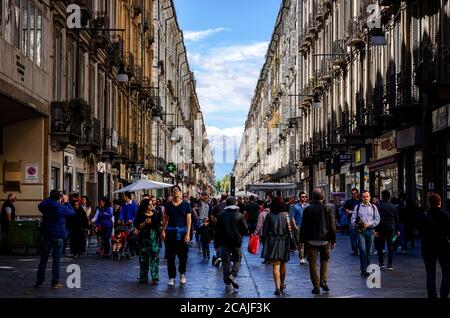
[117, 61, 129, 82]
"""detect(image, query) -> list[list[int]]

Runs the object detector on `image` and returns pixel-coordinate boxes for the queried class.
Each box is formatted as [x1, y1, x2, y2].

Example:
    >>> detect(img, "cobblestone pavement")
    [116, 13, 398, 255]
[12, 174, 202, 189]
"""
[0, 233, 431, 298]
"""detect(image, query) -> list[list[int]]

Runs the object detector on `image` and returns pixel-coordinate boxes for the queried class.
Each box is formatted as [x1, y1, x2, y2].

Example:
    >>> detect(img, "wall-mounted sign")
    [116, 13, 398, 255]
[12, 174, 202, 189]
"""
[374, 131, 397, 160]
[24, 163, 39, 183]
[432, 104, 450, 133]
[119, 164, 126, 180]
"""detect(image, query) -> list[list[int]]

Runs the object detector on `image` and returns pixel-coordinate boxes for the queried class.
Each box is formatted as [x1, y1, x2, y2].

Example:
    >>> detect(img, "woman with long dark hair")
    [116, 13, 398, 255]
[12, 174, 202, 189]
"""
[134, 199, 162, 284]
[261, 197, 290, 296]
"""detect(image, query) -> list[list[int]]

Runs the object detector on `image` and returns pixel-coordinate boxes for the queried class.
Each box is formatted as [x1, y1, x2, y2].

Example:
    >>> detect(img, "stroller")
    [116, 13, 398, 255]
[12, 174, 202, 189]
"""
[111, 224, 129, 261]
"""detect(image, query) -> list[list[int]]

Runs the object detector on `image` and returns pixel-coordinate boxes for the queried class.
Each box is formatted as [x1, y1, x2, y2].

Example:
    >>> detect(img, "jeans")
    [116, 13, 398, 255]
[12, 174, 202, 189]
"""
[36, 238, 64, 285]
[306, 243, 331, 288]
[349, 223, 358, 252]
[102, 227, 113, 255]
[377, 225, 395, 266]
[357, 228, 375, 273]
[220, 246, 242, 283]
[423, 250, 450, 298]
[294, 229, 305, 259]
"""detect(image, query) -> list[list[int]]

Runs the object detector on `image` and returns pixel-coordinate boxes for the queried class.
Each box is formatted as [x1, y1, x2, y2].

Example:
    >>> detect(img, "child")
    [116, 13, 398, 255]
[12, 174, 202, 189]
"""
[112, 224, 128, 259]
[198, 217, 214, 261]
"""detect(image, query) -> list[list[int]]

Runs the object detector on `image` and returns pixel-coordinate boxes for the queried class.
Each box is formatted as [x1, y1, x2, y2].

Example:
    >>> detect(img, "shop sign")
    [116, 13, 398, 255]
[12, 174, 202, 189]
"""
[119, 164, 126, 180]
[432, 104, 450, 133]
[24, 163, 39, 183]
[354, 149, 361, 164]
[97, 162, 106, 173]
[339, 153, 352, 164]
[397, 126, 424, 149]
[63, 153, 74, 174]
[374, 131, 397, 160]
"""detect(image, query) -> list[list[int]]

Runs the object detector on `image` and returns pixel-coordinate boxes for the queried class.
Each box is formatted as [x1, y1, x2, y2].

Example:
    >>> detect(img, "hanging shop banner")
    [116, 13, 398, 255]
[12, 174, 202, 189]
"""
[432, 104, 450, 133]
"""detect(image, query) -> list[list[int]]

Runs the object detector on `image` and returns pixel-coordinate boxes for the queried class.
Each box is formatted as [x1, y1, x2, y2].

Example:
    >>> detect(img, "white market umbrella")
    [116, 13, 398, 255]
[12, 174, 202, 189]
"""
[235, 191, 259, 198]
[114, 179, 174, 193]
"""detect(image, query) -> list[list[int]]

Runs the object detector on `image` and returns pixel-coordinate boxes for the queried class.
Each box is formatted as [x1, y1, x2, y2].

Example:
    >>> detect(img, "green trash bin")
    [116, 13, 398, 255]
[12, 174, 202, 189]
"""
[7, 220, 41, 255]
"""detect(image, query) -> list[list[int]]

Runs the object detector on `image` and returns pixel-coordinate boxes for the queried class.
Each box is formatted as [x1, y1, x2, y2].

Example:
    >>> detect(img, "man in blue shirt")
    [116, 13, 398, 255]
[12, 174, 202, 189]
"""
[289, 192, 310, 264]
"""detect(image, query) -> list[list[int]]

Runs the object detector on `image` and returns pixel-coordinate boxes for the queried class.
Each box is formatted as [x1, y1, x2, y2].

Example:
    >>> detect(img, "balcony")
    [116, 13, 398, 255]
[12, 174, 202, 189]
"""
[70, 0, 94, 25]
[308, 14, 317, 35]
[356, 100, 378, 138]
[102, 128, 118, 159]
[125, 52, 135, 79]
[417, 41, 450, 89]
[332, 40, 348, 66]
[115, 137, 130, 161]
[89, 12, 111, 52]
[77, 117, 102, 156]
[147, 154, 167, 172]
[299, 140, 314, 166]
[319, 58, 333, 82]
[50, 102, 83, 150]
[128, 142, 139, 164]
[346, 17, 365, 47]
[394, 72, 422, 123]
[341, 112, 365, 147]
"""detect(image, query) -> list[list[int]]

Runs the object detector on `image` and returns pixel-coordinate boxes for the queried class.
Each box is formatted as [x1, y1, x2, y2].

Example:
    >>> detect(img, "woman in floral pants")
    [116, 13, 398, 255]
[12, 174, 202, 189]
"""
[134, 199, 161, 284]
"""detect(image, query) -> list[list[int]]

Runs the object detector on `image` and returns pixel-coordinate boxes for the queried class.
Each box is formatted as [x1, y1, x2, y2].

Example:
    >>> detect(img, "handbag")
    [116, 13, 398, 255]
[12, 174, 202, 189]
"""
[286, 213, 298, 251]
[248, 234, 260, 254]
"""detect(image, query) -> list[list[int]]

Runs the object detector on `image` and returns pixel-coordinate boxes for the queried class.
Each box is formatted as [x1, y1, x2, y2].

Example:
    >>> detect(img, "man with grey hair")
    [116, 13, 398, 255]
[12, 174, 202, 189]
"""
[300, 188, 336, 294]
[1, 193, 17, 254]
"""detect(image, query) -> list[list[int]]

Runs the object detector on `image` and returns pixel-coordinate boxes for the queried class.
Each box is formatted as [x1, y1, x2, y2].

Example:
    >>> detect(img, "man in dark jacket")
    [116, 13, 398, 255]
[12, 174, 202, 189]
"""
[375, 190, 400, 271]
[34, 190, 75, 289]
[300, 188, 336, 295]
[211, 193, 228, 266]
[420, 193, 450, 298]
[0, 193, 17, 254]
[215, 197, 248, 291]
[244, 195, 260, 234]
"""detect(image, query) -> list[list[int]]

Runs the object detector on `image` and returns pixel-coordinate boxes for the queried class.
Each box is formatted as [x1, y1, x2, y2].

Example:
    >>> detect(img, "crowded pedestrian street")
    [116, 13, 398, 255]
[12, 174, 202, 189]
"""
[0, 233, 427, 298]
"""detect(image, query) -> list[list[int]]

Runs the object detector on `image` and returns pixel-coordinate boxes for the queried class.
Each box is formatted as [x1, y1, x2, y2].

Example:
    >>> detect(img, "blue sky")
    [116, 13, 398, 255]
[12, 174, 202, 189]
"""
[173, 0, 281, 180]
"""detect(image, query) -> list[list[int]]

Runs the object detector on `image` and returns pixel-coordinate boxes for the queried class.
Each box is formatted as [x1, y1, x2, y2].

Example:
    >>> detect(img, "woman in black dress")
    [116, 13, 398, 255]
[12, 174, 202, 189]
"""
[261, 198, 291, 295]
[69, 200, 89, 257]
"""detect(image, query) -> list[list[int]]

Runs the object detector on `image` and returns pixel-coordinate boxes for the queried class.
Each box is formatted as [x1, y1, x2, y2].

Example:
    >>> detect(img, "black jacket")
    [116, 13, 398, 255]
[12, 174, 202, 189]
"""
[215, 205, 248, 248]
[300, 201, 336, 244]
[0, 200, 16, 227]
[376, 201, 399, 232]
[419, 207, 450, 256]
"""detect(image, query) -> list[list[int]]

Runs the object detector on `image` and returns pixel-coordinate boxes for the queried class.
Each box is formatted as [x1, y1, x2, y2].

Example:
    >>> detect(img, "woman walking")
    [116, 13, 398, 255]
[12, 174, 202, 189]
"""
[69, 200, 89, 257]
[134, 199, 161, 284]
[261, 198, 290, 295]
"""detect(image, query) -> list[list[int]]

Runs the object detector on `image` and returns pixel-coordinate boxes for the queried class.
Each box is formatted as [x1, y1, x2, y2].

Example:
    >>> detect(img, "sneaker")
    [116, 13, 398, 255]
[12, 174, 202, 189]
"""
[52, 283, 64, 289]
[214, 257, 222, 267]
[300, 258, 307, 265]
[225, 284, 233, 292]
[168, 278, 175, 287]
[361, 271, 370, 277]
[274, 289, 281, 296]
[379, 264, 387, 270]
[320, 283, 330, 293]
[350, 251, 358, 256]
[33, 282, 43, 289]
[387, 266, 393, 271]
[311, 287, 320, 294]
[180, 274, 187, 285]
[227, 275, 239, 289]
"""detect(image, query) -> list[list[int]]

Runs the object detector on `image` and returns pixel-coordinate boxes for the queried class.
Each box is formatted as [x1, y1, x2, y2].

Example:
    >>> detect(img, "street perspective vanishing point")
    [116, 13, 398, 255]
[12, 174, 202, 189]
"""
[0, 0, 449, 310]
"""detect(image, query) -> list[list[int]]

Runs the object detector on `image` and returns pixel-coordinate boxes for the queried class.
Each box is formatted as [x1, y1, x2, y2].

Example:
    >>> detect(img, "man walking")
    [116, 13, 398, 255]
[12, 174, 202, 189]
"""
[34, 190, 75, 289]
[375, 190, 400, 271]
[199, 194, 212, 220]
[299, 188, 336, 294]
[244, 195, 260, 235]
[215, 197, 248, 292]
[351, 190, 380, 277]
[0, 193, 17, 254]
[120, 192, 139, 257]
[344, 188, 361, 256]
[289, 192, 309, 264]
[211, 193, 228, 267]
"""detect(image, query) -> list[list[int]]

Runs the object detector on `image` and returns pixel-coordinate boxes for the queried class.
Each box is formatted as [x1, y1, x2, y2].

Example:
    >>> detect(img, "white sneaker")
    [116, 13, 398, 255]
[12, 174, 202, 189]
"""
[180, 274, 187, 285]
[225, 284, 233, 292]
[300, 258, 307, 265]
[168, 278, 175, 287]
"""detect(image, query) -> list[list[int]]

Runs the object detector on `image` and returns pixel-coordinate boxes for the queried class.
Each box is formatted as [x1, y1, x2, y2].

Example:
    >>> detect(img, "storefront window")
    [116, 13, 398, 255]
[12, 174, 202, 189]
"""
[374, 165, 398, 198]
[415, 151, 423, 208]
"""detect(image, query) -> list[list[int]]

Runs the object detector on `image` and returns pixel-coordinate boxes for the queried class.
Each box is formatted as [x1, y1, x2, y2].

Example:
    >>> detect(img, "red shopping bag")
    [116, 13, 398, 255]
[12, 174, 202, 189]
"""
[248, 234, 259, 255]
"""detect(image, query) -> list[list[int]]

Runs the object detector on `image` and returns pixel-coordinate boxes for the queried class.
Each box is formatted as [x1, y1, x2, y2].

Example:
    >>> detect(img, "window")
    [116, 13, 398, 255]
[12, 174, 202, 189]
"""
[29, 4, 33, 60]
[12, 0, 19, 48]
[67, 46, 74, 99]
[98, 72, 105, 120]
[89, 63, 95, 107]
[51, 167, 59, 191]
[54, 33, 61, 101]
[21, 0, 27, 56]
[3, 0, 12, 43]
[78, 52, 85, 98]
[76, 173, 84, 195]
[36, 9, 41, 66]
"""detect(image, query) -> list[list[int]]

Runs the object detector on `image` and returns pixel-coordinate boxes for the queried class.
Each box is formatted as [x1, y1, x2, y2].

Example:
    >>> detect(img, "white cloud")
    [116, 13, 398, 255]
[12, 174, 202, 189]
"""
[188, 42, 269, 115]
[184, 27, 229, 42]
[206, 126, 244, 137]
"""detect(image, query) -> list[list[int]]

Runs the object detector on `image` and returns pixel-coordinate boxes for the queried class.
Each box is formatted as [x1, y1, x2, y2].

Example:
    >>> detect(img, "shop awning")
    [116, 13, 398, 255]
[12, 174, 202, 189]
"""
[246, 183, 298, 191]
[367, 156, 397, 170]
